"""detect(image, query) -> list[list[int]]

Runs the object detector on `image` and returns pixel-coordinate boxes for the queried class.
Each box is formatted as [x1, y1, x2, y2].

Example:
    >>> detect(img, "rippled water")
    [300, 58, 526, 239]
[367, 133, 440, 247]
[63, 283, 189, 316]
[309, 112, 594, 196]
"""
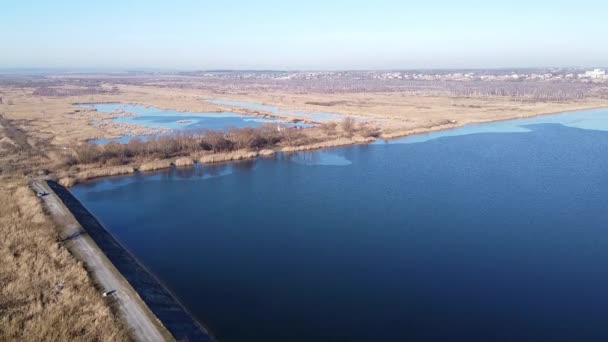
[72, 108, 608, 341]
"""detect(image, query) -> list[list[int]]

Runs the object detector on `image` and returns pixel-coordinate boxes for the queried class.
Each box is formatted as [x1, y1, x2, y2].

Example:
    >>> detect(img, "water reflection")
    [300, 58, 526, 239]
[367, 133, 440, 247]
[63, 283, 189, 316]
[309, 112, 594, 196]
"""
[232, 160, 257, 172]
[173, 165, 198, 179]
[288, 151, 352, 166]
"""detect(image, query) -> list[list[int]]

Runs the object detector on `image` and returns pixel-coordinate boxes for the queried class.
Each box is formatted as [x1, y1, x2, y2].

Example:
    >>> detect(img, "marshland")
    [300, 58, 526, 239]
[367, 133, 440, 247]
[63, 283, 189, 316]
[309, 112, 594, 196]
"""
[2, 66, 608, 341]
[2, 1, 608, 340]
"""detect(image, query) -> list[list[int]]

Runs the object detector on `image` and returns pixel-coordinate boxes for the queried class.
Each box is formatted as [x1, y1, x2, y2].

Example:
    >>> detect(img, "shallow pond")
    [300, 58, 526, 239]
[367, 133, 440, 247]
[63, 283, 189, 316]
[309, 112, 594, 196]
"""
[82, 103, 307, 144]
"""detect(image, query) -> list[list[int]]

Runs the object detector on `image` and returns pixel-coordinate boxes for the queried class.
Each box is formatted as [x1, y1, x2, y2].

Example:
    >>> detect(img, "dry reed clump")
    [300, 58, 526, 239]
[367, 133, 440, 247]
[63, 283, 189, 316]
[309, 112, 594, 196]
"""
[58, 165, 135, 187]
[0, 185, 130, 341]
[174, 157, 194, 167]
[198, 150, 259, 164]
[138, 159, 172, 172]
[58, 177, 76, 187]
[76, 165, 134, 179]
[258, 149, 275, 156]
[281, 136, 375, 152]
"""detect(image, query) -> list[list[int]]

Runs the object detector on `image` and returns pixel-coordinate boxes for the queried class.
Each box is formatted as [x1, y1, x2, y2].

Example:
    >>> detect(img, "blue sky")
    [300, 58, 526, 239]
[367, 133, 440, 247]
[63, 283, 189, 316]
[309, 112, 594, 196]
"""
[2, 0, 607, 70]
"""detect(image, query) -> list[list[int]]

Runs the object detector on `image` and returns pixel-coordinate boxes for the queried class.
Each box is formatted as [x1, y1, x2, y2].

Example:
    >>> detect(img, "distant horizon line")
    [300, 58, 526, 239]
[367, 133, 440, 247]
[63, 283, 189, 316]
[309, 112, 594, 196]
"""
[0, 66, 606, 75]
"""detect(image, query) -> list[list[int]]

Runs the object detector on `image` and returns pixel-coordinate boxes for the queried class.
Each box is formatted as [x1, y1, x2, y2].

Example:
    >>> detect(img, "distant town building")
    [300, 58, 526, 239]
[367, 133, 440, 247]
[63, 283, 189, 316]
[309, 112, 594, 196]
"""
[580, 69, 606, 79]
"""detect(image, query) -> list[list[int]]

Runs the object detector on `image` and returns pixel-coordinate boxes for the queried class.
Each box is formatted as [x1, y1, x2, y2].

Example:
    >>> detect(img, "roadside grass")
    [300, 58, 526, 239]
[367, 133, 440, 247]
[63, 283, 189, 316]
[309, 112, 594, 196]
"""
[0, 184, 131, 341]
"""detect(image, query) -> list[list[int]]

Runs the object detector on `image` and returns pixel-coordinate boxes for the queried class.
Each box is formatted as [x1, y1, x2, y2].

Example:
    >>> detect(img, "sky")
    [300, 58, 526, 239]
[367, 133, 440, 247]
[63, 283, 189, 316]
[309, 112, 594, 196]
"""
[1, 0, 607, 70]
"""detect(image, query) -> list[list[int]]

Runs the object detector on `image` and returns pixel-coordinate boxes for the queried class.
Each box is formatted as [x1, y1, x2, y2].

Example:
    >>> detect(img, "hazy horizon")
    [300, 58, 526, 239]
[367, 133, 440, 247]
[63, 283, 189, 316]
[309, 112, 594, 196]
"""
[2, 0, 607, 70]
[1, 66, 607, 75]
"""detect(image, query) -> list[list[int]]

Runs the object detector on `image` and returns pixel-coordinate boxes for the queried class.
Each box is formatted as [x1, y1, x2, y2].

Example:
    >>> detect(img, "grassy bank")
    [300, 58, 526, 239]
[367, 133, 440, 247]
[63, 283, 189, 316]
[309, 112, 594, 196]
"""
[0, 183, 130, 341]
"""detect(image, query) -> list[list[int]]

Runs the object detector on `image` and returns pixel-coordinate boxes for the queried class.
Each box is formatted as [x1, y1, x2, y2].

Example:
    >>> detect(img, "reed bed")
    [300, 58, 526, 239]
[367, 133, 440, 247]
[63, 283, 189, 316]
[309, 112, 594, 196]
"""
[174, 157, 194, 167]
[198, 150, 259, 164]
[138, 159, 172, 172]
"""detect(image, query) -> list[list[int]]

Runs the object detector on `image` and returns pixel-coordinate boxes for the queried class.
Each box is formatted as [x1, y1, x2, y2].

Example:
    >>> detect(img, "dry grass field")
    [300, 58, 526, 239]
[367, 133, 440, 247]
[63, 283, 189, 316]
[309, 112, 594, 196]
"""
[2, 77, 607, 185]
[2, 79, 607, 147]
[0, 184, 130, 341]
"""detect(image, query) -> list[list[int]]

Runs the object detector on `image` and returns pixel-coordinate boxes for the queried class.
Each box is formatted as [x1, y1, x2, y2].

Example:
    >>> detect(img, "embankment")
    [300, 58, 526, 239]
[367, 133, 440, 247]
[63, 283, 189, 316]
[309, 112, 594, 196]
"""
[46, 180, 214, 342]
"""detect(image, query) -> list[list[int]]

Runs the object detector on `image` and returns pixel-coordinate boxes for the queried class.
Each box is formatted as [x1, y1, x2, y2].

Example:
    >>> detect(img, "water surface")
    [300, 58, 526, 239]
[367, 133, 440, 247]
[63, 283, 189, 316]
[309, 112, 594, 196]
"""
[72, 108, 608, 341]
[82, 103, 303, 144]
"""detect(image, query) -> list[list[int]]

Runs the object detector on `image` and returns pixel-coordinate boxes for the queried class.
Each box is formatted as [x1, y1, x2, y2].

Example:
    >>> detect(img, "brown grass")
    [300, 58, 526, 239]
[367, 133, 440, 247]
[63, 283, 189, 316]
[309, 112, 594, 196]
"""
[58, 177, 76, 188]
[198, 150, 259, 164]
[0, 184, 130, 341]
[138, 159, 172, 172]
[174, 157, 194, 167]
[58, 165, 135, 187]
[258, 149, 275, 156]
[281, 136, 375, 152]
[78, 165, 135, 179]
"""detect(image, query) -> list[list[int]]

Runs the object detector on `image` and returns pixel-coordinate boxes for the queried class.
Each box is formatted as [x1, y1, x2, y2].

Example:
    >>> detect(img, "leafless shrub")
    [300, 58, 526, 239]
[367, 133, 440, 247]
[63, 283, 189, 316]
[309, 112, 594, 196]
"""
[281, 127, 306, 146]
[341, 117, 356, 136]
[358, 123, 381, 138]
[228, 126, 277, 150]
[200, 131, 234, 152]
[75, 144, 101, 164]
[320, 122, 337, 135]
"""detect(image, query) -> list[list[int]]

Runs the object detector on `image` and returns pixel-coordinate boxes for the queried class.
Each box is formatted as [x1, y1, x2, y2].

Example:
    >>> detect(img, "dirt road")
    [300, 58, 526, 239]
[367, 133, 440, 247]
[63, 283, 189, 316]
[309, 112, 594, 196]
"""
[32, 180, 173, 342]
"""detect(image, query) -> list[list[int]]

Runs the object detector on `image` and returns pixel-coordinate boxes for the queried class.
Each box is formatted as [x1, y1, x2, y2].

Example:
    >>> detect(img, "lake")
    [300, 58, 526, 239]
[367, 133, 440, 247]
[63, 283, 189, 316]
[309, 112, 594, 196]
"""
[71, 108, 608, 341]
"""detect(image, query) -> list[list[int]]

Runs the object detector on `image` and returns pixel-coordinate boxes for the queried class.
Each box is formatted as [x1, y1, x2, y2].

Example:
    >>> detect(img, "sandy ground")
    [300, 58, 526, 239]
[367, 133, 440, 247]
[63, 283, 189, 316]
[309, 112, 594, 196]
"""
[31, 180, 173, 342]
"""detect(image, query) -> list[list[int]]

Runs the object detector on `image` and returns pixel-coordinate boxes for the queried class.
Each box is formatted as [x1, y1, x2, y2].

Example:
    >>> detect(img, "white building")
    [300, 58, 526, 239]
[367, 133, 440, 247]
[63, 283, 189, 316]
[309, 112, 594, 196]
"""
[580, 69, 606, 79]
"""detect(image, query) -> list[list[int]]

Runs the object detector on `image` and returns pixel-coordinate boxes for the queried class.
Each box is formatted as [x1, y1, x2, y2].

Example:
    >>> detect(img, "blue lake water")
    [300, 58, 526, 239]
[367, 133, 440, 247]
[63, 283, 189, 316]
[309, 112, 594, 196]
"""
[81, 103, 307, 144]
[72, 108, 608, 341]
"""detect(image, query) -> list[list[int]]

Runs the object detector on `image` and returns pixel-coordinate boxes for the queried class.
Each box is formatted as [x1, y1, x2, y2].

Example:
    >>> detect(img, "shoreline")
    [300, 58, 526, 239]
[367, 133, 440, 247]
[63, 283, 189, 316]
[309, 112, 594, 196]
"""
[59, 104, 608, 187]
[40, 180, 215, 342]
[379, 104, 608, 139]
[76, 100, 320, 142]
